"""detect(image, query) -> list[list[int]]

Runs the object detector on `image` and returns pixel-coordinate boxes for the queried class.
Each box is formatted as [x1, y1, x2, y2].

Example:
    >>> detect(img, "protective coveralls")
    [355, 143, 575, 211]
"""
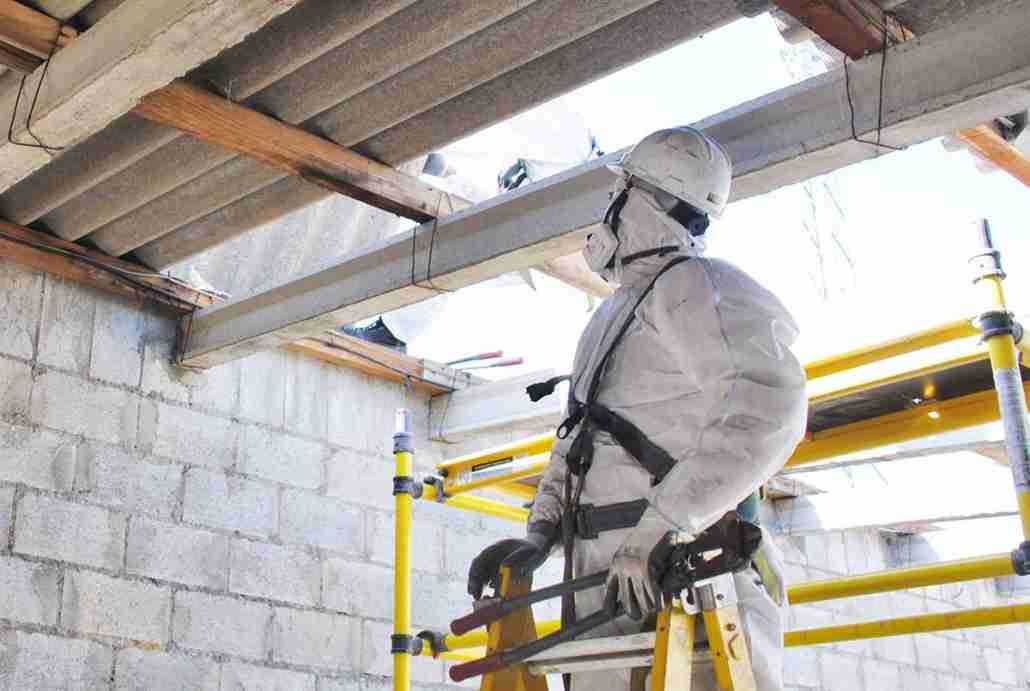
[520, 183, 807, 689]
[470, 129, 808, 691]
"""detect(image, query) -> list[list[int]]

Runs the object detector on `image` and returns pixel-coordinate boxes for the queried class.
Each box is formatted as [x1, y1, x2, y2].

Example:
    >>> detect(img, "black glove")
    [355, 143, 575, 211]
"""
[467, 529, 553, 600]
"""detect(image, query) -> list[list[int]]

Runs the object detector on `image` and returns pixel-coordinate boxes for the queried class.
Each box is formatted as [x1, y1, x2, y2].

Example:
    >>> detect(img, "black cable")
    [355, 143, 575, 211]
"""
[7, 23, 66, 154]
[841, 14, 906, 155]
[409, 195, 454, 295]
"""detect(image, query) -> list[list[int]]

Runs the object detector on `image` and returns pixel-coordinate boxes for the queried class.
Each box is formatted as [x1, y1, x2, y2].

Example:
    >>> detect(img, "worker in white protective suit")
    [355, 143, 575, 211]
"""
[467, 127, 808, 690]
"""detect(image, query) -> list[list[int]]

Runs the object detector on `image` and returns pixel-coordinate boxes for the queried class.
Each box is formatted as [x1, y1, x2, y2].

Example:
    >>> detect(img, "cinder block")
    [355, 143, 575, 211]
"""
[183, 468, 277, 539]
[240, 425, 323, 489]
[872, 632, 917, 665]
[863, 659, 902, 690]
[317, 676, 366, 691]
[172, 590, 271, 659]
[360, 619, 443, 683]
[221, 662, 316, 691]
[38, 276, 96, 374]
[982, 647, 1019, 685]
[817, 651, 863, 691]
[914, 633, 951, 671]
[90, 294, 143, 387]
[411, 574, 470, 630]
[325, 449, 394, 510]
[782, 646, 820, 688]
[229, 539, 320, 607]
[126, 516, 229, 589]
[0, 260, 42, 359]
[843, 530, 870, 574]
[899, 665, 938, 691]
[327, 366, 405, 455]
[61, 570, 171, 644]
[115, 648, 220, 691]
[0, 356, 31, 422]
[285, 352, 329, 440]
[0, 485, 12, 549]
[367, 507, 443, 575]
[0, 630, 112, 690]
[935, 673, 974, 691]
[30, 369, 139, 445]
[0, 420, 77, 491]
[238, 349, 286, 427]
[947, 639, 985, 678]
[73, 441, 181, 520]
[0, 555, 60, 625]
[280, 489, 363, 555]
[141, 314, 191, 402]
[272, 607, 360, 670]
[151, 403, 238, 470]
[190, 359, 240, 416]
[15, 493, 126, 569]
[322, 558, 393, 619]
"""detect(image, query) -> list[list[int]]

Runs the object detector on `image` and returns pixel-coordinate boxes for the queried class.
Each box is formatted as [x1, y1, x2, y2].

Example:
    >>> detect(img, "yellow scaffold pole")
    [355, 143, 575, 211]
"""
[787, 553, 1015, 605]
[785, 602, 1030, 646]
[969, 221, 1030, 561]
[393, 409, 415, 691]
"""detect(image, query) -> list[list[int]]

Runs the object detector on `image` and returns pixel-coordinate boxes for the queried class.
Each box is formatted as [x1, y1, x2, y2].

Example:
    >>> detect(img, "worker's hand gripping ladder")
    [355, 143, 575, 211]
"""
[445, 515, 763, 690]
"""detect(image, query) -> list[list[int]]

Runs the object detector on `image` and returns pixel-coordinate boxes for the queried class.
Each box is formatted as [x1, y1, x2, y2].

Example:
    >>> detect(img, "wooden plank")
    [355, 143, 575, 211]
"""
[133, 80, 468, 223]
[0, 0, 76, 60]
[286, 332, 473, 395]
[956, 125, 1030, 187]
[0, 40, 42, 72]
[0, 218, 216, 312]
[536, 254, 613, 298]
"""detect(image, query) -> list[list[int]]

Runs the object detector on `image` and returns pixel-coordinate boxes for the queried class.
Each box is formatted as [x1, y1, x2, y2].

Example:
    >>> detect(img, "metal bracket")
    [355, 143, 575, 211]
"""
[393, 476, 422, 498]
[977, 310, 1018, 340]
[1013, 541, 1030, 576]
[694, 573, 739, 612]
[423, 476, 447, 502]
[391, 633, 424, 656]
[416, 630, 448, 657]
[393, 431, 413, 454]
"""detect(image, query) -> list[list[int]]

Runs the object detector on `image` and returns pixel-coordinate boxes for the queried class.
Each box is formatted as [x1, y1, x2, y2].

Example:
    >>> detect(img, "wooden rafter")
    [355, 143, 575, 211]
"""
[0, 219, 217, 312]
[956, 124, 1030, 186]
[133, 80, 470, 223]
[773, 0, 911, 59]
[772, 0, 1030, 188]
[0, 0, 75, 64]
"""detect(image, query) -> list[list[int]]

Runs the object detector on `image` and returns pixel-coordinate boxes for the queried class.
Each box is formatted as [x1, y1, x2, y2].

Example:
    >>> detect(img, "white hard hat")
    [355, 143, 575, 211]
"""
[610, 127, 732, 218]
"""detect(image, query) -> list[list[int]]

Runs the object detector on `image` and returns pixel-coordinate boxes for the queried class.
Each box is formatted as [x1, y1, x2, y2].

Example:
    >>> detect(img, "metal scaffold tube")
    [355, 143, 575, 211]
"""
[969, 221, 1030, 550]
[393, 410, 415, 691]
[788, 553, 1016, 605]
[785, 602, 1030, 647]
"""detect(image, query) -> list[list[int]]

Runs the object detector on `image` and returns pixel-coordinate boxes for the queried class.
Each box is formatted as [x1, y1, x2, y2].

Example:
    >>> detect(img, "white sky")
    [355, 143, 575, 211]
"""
[405, 14, 1029, 561]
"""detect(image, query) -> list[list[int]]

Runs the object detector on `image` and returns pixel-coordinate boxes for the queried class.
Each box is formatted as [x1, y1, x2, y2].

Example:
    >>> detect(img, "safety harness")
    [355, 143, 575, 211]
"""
[553, 255, 690, 637]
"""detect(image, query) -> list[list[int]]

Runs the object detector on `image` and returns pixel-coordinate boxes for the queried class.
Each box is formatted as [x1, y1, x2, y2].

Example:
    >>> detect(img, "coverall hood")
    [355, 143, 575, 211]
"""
[597, 186, 706, 286]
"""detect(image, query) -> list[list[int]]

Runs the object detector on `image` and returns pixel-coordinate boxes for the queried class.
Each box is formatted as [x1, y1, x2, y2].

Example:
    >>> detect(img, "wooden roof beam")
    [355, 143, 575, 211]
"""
[0, 217, 217, 312]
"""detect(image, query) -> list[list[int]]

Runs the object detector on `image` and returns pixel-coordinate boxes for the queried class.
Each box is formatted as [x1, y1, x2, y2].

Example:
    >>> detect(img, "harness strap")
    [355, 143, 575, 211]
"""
[573, 499, 649, 539]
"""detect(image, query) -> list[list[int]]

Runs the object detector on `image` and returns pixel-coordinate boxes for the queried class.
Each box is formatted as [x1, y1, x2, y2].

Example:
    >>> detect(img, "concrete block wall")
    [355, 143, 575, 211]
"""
[773, 526, 1030, 691]
[0, 259, 534, 691]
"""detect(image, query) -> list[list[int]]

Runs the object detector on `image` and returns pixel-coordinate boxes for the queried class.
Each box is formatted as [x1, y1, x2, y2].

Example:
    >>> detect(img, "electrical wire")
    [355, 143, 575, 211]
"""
[409, 193, 454, 295]
[7, 22, 66, 154]
[841, 12, 906, 155]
